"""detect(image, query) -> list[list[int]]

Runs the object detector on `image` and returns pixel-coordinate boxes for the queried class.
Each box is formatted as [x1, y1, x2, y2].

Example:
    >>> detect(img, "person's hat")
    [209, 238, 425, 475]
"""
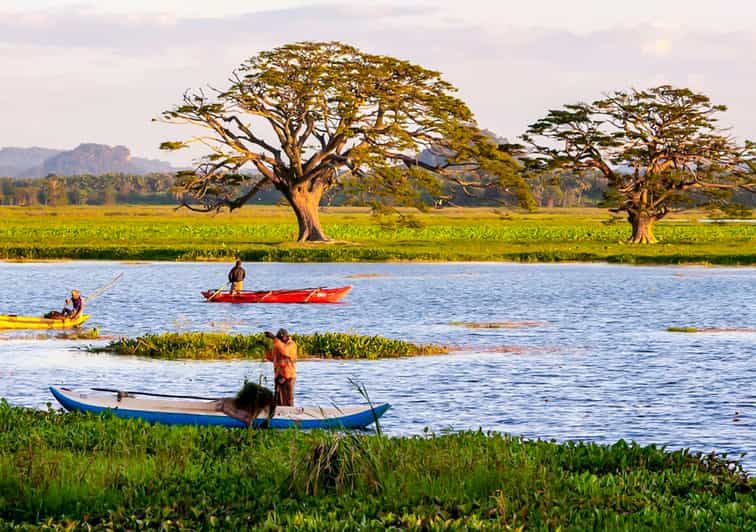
[276, 328, 289, 340]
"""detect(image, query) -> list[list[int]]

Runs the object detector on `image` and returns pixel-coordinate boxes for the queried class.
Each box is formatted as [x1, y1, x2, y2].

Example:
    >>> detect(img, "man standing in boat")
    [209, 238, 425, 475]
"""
[265, 329, 297, 406]
[228, 260, 246, 294]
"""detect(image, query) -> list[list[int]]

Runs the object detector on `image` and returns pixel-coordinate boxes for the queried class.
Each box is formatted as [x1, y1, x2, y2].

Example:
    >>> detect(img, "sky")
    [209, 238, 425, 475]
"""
[1, 0, 754, 164]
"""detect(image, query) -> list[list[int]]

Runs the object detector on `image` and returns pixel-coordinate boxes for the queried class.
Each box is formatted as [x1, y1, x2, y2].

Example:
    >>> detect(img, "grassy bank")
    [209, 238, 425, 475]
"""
[91, 332, 447, 360]
[0, 403, 752, 529]
[1, 205, 754, 264]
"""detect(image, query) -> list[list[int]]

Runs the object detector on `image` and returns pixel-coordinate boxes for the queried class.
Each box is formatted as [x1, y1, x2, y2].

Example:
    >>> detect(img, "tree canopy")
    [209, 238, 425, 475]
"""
[160, 41, 530, 241]
[521, 86, 755, 243]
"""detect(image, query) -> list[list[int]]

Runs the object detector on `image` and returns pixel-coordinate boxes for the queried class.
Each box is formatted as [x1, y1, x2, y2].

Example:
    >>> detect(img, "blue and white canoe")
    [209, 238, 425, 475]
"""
[49, 386, 390, 430]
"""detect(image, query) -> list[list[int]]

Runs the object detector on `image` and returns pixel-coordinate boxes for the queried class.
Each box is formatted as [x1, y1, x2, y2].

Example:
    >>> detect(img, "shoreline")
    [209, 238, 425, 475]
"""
[2, 255, 755, 266]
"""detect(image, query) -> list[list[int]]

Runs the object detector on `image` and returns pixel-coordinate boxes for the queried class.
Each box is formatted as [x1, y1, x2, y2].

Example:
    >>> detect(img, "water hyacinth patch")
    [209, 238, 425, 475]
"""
[90, 331, 448, 360]
[0, 403, 752, 529]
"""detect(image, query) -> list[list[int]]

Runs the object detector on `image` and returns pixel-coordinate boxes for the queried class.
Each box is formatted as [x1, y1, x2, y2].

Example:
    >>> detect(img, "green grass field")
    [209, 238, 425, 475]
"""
[0, 403, 752, 530]
[1, 205, 754, 264]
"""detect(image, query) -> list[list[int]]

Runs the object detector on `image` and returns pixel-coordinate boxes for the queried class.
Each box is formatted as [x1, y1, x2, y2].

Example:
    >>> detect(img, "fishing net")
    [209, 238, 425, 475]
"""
[233, 381, 276, 426]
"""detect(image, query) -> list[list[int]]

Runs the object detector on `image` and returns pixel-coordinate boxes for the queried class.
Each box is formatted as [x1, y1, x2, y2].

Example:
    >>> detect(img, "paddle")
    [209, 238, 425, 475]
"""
[303, 287, 326, 303]
[207, 283, 230, 301]
[85, 273, 124, 303]
[91, 387, 224, 401]
[258, 290, 274, 302]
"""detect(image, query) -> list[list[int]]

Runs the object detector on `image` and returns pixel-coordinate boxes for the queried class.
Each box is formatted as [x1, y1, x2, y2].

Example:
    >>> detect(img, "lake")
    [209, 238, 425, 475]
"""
[0, 261, 754, 468]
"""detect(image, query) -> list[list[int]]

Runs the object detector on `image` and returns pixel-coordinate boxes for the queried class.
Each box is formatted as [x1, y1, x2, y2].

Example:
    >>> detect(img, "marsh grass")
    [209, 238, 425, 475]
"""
[0, 403, 752, 529]
[291, 432, 381, 497]
[1, 206, 754, 264]
[90, 331, 448, 360]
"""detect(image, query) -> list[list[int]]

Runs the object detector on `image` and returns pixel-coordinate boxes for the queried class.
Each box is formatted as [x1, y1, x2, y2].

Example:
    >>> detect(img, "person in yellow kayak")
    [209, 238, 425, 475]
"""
[62, 290, 84, 319]
[228, 260, 246, 294]
[265, 329, 297, 406]
[45, 289, 84, 320]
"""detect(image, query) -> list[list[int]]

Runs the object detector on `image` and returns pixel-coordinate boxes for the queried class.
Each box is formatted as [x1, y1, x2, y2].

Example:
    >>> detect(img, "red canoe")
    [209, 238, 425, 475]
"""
[201, 286, 352, 304]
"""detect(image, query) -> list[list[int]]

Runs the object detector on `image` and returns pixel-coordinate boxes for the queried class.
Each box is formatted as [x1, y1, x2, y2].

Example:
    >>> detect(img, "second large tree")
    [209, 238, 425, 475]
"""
[161, 42, 525, 241]
[522, 86, 754, 243]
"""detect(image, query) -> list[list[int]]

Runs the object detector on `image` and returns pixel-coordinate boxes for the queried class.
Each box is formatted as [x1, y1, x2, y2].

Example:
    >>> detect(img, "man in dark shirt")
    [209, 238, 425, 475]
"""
[228, 260, 246, 294]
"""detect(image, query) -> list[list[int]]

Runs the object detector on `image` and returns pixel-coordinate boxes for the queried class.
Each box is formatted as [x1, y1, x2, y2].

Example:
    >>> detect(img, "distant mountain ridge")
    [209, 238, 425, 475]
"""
[0, 144, 175, 177]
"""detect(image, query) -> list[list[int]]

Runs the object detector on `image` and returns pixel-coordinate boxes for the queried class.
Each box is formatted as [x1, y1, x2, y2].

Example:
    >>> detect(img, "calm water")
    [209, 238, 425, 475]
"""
[0, 261, 754, 468]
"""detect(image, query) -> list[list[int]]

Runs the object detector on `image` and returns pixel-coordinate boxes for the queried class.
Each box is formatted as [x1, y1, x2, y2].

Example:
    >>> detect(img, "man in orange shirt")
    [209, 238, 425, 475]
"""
[264, 329, 297, 406]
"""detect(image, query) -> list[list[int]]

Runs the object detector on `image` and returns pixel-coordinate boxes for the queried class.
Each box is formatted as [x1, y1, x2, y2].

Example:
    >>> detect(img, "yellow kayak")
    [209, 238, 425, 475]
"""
[0, 314, 90, 330]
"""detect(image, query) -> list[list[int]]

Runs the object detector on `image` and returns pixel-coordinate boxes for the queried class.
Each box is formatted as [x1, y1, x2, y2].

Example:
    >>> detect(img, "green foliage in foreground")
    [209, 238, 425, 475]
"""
[1, 206, 755, 264]
[91, 332, 447, 360]
[0, 403, 752, 530]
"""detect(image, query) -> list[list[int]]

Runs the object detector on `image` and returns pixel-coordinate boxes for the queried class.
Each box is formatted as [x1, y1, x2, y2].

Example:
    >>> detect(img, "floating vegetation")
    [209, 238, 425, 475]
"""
[0, 403, 752, 529]
[448, 345, 534, 354]
[90, 332, 448, 360]
[55, 327, 101, 340]
[0, 328, 104, 341]
[450, 321, 546, 329]
[667, 326, 756, 333]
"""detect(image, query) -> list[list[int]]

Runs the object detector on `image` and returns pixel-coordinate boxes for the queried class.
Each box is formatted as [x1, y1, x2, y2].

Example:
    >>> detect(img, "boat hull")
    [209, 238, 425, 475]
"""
[0, 314, 89, 330]
[202, 286, 351, 304]
[49, 387, 389, 430]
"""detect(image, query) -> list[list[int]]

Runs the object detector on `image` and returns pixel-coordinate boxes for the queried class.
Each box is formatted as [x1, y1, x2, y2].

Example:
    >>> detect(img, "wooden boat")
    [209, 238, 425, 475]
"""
[0, 314, 89, 330]
[202, 286, 352, 304]
[49, 387, 390, 430]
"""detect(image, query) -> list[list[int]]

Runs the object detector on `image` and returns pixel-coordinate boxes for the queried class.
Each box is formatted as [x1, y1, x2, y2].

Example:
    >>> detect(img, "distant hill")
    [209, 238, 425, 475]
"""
[0, 147, 64, 177]
[0, 144, 175, 177]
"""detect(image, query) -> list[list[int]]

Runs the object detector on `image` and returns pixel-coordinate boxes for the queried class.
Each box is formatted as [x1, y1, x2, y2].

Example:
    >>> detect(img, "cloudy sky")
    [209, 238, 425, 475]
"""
[1, 0, 754, 163]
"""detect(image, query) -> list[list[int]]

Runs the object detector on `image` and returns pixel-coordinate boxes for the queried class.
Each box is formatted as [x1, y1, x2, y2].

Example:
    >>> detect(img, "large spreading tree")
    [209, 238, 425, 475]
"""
[160, 41, 529, 241]
[522, 86, 755, 243]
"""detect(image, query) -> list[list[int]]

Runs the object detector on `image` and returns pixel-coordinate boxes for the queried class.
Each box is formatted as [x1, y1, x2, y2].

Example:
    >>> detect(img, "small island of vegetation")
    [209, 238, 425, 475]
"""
[91, 331, 447, 360]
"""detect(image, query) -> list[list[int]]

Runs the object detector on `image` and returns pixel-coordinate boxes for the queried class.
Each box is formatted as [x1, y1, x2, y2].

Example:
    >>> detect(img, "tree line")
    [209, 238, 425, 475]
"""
[0, 175, 176, 206]
[0, 171, 613, 208]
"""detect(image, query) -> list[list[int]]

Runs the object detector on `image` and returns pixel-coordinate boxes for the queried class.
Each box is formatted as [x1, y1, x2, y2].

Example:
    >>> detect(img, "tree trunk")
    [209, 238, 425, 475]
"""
[284, 182, 328, 242]
[628, 212, 657, 244]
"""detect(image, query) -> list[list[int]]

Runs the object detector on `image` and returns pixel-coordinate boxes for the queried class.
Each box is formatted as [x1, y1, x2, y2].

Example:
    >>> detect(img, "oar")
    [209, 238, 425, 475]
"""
[91, 387, 224, 401]
[303, 287, 325, 303]
[85, 273, 124, 303]
[207, 283, 230, 301]
[258, 290, 274, 302]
